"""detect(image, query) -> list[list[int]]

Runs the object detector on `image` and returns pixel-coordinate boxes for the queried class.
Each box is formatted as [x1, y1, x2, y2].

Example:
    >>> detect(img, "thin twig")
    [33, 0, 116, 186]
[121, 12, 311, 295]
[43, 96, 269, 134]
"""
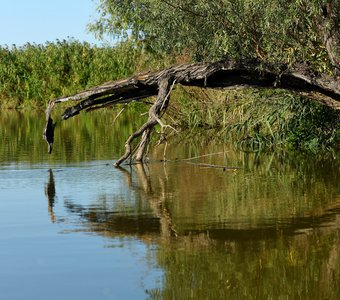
[112, 104, 127, 125]
[156, 117, 179, 133]
[161, 79, 176, 112]
[183, 162, 241, 170]
[175, 151, 226, 161]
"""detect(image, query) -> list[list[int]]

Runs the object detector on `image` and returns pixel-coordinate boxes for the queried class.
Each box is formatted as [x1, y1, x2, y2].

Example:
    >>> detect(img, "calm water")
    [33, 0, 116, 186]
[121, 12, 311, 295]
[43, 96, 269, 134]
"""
[0, 109, 339, 299]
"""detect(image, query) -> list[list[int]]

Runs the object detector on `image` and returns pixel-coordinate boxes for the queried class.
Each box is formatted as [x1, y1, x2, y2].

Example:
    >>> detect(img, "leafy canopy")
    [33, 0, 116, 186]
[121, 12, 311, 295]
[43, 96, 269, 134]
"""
[89, 0, 340, 72]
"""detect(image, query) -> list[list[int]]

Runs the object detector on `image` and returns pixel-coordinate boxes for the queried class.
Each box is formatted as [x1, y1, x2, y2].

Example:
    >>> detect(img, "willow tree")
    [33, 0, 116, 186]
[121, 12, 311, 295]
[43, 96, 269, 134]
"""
[89, 0, 339, 73]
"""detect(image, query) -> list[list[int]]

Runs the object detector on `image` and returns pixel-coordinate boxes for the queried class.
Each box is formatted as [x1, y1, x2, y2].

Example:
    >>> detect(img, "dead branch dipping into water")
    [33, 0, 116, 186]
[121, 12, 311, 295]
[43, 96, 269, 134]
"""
[43, 60, 340, 167]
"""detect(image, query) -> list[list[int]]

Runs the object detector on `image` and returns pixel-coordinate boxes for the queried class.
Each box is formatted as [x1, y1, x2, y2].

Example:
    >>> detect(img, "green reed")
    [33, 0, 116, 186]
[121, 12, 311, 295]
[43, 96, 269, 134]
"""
[168, 87, 340, 151]
[0, 39, 171, 108]
[0, 39, 338, 150]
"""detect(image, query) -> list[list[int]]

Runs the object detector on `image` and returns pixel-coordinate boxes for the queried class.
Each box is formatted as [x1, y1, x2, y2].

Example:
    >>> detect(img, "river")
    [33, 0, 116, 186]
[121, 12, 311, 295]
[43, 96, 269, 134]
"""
[0, 109, 339, 299]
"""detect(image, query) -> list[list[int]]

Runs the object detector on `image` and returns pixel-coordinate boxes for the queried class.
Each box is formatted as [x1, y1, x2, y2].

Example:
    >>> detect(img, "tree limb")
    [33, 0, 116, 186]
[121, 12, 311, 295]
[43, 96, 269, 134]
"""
[43, 59, 340, 166]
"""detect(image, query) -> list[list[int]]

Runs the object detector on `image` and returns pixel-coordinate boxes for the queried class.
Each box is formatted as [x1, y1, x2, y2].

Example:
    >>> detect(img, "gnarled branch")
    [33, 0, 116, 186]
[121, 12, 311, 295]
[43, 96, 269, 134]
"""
[43, 59, 340, 166]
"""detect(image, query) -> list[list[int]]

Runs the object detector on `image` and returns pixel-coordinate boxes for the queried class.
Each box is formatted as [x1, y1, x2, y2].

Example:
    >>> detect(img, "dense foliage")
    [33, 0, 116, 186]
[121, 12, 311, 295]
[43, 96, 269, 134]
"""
[0, 1, 339, 150]
[90, 0, 340, 73]
[0, 39, 170, 108]
[88, 0, 340, 150]
[168, 87, 340, 151]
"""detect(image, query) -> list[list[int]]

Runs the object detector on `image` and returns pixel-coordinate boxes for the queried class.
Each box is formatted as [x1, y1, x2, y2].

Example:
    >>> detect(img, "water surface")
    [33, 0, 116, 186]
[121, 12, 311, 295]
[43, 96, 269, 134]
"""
[0, 109, 339, 299]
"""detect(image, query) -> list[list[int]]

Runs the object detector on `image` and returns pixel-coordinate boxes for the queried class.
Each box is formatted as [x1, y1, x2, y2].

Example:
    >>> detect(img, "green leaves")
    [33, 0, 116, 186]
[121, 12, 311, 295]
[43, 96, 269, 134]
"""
[89, 0, 339, 72]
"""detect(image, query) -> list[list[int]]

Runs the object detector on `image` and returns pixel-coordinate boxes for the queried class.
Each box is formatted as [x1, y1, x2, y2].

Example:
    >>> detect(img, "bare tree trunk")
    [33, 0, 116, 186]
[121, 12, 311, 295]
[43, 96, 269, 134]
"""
[134, 128, 151, 162]
[43, 59, 340, 166]
[113, 77, 172, 167]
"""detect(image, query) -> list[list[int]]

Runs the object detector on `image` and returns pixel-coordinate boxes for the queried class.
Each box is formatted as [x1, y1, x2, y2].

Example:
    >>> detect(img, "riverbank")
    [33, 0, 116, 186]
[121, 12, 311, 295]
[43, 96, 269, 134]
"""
[168, 86, 340, 151]
[1, 40, 339, 151]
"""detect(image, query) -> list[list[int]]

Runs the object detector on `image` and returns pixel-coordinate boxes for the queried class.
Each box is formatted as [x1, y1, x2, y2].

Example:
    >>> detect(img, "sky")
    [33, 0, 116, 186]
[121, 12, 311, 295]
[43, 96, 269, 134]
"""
[0, 0, 102, 46]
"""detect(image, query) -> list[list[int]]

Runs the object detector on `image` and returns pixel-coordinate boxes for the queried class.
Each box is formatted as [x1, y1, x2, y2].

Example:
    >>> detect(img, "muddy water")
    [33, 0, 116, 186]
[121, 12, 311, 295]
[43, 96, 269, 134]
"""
[0, 109, 339, 299]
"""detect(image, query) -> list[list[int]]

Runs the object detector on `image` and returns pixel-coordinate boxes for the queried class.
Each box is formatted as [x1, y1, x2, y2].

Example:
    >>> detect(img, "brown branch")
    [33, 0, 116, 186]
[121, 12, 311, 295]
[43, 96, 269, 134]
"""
[49, 61, 340, 111]
[113, 77, 173, 167]
[182, 162, 241, 170]
[43, 59, 340, 165]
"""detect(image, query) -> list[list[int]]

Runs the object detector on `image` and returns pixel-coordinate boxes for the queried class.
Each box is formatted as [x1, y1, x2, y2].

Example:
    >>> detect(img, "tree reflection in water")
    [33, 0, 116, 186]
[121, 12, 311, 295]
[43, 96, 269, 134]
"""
[44, 157, 340, 299]
[45, 169, 56, 223]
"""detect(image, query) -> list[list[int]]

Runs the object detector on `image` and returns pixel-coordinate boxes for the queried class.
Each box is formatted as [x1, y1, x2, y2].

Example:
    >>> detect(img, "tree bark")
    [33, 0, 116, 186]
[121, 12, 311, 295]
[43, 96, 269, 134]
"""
[43, 59, 340, 166]
[113, 77, 172, 166]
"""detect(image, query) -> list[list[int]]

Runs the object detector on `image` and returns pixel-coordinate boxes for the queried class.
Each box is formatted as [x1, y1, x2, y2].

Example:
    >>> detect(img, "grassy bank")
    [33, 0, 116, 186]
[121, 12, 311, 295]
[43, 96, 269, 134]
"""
[168, 87, 340, 151]
[0, 40, 339, 150]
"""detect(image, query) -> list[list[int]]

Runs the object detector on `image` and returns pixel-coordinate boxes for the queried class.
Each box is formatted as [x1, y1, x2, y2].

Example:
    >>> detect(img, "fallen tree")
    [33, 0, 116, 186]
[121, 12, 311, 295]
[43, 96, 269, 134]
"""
[43, 60, 340, 167]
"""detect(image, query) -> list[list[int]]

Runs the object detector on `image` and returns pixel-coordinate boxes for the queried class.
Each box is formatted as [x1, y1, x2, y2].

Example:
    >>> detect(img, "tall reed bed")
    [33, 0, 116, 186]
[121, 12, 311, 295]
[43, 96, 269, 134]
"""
[0, 40, 338, 150]
[168, 87, 340, 151]
[0, 39, 171, 108]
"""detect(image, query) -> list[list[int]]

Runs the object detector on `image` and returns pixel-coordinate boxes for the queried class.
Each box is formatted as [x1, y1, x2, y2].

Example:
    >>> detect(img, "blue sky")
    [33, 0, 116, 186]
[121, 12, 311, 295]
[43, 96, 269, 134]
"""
[0, 0, 102, 46]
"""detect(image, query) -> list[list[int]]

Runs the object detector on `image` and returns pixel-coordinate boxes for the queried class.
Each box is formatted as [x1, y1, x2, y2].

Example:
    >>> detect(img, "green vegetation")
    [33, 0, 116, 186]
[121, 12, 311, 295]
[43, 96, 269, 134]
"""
[0, 107, 147, 164]
[0, 0, 339, 150]
[0, 39, 171, 108]
[89, 0, 340, 149]
[168, 87, 340, 151]
[90, 0, 339, 73]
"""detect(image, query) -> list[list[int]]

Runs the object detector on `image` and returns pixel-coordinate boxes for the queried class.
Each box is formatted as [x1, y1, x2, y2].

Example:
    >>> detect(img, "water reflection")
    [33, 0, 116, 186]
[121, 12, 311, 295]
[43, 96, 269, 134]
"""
[1, 109, 339, 299]
[85, 162, 340, 240]
[43, 155, 340, 299]
[45, 169, 56, 223]
[0, 108, 146, 165]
